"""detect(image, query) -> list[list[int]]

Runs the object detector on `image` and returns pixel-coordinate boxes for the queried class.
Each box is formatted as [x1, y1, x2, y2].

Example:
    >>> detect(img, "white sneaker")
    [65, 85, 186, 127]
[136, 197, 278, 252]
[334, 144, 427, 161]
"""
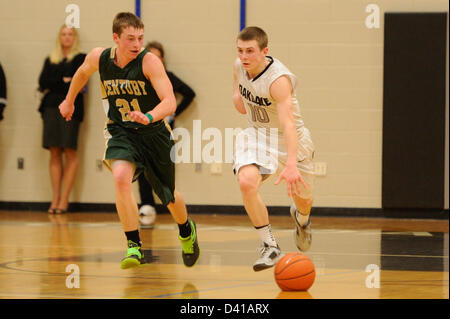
[253, 242, 282, 272]
[139, 205, 156, 227]
[290, 204, 312, 252]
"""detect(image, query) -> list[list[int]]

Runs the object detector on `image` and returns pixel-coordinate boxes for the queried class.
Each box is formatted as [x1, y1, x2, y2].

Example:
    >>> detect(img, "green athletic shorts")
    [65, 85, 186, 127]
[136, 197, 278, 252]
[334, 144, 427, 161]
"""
[103, 120, 175, 206]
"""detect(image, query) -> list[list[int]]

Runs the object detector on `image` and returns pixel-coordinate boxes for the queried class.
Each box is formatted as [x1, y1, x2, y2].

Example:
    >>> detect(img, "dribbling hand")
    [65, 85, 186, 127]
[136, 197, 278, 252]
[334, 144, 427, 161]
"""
[274, 165, 308, 197]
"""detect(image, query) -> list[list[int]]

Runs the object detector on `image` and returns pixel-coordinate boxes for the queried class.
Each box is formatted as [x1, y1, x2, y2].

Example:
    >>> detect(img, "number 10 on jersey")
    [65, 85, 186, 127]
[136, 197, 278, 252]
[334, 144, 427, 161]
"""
[247, 103, 270, 123]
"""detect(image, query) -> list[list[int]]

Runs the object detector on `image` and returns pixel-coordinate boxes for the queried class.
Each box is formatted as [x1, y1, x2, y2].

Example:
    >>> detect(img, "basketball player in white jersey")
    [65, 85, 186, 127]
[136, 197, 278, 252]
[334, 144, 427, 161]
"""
[233, 26, 315, 271]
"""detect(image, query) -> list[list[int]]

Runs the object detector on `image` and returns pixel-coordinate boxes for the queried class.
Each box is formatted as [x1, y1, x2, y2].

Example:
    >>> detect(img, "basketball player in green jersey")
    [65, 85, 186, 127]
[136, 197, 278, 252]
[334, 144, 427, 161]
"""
[59, 12, 200, 269]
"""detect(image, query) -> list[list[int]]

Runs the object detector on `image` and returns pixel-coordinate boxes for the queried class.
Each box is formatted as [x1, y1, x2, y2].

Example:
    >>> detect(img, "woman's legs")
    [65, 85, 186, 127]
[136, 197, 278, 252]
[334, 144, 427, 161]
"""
[56, 148, 79, 212]
[48, 147, 63, 211]
[48, 147, 79, 213]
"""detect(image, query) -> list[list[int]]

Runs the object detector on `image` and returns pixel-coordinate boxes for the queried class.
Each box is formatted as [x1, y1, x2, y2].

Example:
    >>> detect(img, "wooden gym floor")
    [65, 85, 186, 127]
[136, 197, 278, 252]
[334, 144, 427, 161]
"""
[0, 210, 448, 299]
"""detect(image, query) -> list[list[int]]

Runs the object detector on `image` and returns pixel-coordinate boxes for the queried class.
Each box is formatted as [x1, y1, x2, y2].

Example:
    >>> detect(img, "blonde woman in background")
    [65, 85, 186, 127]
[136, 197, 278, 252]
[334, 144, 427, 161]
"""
[38, 25, 86, 214]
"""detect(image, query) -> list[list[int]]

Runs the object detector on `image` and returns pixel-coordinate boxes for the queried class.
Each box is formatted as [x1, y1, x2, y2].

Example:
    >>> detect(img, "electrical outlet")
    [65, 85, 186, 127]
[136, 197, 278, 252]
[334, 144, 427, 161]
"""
[314, 162, 327, 176]
[195, 163, 202, 172]
[17, 157, 24, 170]
[210, 162, 222, 175]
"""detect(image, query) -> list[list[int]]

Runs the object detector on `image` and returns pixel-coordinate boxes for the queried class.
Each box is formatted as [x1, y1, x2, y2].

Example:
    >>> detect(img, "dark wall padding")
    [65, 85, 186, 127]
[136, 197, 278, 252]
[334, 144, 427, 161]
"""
[382, 12, 447, 209]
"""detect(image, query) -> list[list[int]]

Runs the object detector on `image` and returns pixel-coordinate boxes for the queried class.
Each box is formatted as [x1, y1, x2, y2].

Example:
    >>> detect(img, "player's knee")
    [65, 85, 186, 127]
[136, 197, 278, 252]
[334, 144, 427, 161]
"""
[113, 171, 132, 193]
[238, 172, 259, 195]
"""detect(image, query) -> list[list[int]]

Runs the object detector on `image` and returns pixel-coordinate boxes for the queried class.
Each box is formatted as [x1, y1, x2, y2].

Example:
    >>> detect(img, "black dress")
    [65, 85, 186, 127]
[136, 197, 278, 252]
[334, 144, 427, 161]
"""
[38, 53, 86, 150]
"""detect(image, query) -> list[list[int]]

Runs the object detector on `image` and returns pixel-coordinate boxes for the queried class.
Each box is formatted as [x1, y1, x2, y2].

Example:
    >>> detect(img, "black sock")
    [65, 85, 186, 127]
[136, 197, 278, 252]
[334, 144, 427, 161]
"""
[178, 219, 191, 238]
[125, 230, 142, 246]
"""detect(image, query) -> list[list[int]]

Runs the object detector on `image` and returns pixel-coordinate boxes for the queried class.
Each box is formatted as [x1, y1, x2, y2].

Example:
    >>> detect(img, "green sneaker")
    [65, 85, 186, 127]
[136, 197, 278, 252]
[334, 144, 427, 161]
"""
[121, 240, 145, 269]
[179, 219, 200, 267]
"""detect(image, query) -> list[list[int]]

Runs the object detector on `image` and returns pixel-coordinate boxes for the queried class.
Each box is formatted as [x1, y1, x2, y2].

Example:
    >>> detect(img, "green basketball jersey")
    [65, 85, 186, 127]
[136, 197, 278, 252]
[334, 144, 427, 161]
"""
[99, 47, 161, 129]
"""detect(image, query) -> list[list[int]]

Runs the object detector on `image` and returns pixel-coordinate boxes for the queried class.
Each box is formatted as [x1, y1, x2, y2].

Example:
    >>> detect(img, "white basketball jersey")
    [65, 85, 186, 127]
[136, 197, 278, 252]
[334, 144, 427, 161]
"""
[235, 56, 306, 149]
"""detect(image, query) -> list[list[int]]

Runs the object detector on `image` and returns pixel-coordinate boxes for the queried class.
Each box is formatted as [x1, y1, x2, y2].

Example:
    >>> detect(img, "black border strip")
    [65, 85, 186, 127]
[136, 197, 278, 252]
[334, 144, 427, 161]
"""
[0, 201, 448, 219]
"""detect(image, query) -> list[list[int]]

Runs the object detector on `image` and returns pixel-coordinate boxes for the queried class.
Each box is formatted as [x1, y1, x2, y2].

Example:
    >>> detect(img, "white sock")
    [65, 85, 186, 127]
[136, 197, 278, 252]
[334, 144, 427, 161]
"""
[256, 224, 277, 247]
[296, 211, 310, 226]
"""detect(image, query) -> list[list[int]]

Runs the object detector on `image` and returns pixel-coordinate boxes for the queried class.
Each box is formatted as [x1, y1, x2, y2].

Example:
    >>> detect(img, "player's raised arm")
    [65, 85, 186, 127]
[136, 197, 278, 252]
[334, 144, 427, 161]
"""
[233, 58, 246, 114]
[129, 53, 176, 125]
[59, 47, 103, 121]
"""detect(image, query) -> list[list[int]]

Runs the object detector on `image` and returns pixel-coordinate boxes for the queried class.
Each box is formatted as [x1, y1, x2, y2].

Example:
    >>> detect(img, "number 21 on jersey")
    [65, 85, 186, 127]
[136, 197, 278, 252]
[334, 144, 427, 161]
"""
[116, 98, 142, 121]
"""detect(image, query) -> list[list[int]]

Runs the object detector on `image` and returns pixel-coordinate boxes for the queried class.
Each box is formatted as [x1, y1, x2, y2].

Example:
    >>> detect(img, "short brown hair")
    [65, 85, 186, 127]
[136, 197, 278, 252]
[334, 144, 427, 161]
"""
[145, 41, 165, 59]
[112, 12, 144, 36]
[237, 26, 268, 50]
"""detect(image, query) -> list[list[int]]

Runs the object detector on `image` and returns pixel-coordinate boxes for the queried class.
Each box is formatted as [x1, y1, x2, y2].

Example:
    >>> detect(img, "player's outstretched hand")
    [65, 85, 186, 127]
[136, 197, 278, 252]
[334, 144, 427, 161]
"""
[274, 165, 308, 197]
[59, 99, 75, 121]
[129, 111, 150, 125]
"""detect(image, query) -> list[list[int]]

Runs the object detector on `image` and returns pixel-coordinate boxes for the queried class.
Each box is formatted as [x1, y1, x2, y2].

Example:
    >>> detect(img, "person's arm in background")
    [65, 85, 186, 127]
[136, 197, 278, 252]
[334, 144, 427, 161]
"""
[0, 63, 6, 121]
[65, 53, 88, 93]
[76, 54, 89, 94]
[59, 48, 103, 121]
[38, 58, 66, 93]
[167, 71, 195, 118]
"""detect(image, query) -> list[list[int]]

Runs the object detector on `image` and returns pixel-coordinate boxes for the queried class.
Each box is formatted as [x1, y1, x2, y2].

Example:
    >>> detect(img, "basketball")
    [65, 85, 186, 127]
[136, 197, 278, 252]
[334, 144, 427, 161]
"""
[274, 252, 315, 291]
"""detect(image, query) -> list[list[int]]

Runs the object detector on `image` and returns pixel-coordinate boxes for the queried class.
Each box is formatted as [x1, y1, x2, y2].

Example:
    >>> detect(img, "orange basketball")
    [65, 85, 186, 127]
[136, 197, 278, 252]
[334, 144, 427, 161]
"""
[274, 252, 315, 291]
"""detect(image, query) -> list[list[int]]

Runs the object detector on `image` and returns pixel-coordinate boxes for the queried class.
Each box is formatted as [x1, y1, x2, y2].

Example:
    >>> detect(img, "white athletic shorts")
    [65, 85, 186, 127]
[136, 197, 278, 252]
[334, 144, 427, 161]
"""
[232, 127, 315, 199]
